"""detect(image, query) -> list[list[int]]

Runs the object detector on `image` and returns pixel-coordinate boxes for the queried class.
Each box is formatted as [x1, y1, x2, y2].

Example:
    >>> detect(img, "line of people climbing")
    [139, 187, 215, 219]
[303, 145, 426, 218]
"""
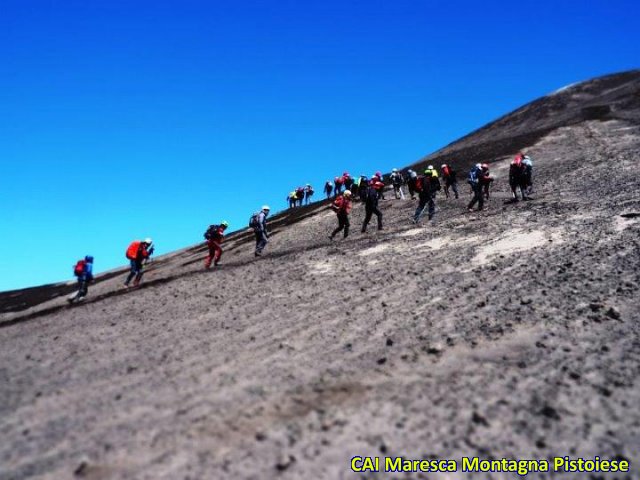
[67, 153, 533, 302]
[287, 185, 314, 208]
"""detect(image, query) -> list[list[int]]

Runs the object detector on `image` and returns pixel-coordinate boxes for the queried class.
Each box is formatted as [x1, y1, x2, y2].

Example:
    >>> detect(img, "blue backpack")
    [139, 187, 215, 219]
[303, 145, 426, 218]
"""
[468, 167, 480, 185]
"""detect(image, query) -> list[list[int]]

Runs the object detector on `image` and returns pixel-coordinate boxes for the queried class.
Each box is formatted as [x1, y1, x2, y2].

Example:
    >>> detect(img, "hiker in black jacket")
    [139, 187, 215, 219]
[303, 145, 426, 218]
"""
[413, 170, 441, 223]
[361, 183, 383, 233]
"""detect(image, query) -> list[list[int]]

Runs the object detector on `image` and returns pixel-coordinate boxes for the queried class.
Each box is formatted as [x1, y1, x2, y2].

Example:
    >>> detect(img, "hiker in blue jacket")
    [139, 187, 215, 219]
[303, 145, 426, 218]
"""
[467, 163, 485, 211]
[67, 256, 94, 303]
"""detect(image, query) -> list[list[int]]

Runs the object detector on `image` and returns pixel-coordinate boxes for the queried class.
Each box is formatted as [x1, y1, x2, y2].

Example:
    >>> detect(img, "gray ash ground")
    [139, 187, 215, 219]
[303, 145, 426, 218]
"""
[1, 72, 639, 479]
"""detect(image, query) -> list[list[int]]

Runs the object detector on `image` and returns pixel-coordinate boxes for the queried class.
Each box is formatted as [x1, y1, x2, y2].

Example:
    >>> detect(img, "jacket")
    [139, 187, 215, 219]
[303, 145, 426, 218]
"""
[333, 196, 352, 214]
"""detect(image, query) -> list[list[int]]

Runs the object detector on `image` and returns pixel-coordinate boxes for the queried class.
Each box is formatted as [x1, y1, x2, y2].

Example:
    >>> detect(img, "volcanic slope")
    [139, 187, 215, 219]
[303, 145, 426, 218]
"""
[1, 71, 640, 480]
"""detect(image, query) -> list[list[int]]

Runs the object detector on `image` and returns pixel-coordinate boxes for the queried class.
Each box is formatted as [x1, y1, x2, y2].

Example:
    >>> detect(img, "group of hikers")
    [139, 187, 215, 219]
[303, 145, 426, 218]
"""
[286, 185, 314, 208]
[68, 153, 533, 303]
[68, 238, 155, 303]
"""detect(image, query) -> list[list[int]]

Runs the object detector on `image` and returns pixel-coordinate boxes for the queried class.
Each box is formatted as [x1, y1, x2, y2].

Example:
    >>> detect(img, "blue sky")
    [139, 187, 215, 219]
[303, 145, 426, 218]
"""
[1, 0, 638, 291]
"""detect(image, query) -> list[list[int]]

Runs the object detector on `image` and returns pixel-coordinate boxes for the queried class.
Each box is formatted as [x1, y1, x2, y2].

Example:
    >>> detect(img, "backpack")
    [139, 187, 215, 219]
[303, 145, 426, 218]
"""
[126, 241, 141, 260]
[73, 259, 86, 276]
[204, 225, 219, 240]
[413, 176, 423, 192]
[249, 212, 260, 229]
[468, 168, 479, 185]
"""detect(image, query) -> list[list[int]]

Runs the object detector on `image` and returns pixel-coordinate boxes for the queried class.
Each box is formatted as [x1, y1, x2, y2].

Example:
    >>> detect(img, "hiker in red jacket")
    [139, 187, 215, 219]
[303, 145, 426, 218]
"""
[329, 190, 353, 240]
[204, 221, 229, 269]
[480, 163, 494, 200]
[124, 238, 154, 288]
[370, 173, 386, 200]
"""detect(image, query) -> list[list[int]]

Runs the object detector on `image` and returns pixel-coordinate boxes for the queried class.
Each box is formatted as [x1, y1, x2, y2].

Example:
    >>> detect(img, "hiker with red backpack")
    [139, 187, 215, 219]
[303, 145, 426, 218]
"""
[480, 163, 494, 200]
[441, 164, 459, 199]
[509, 155, 528, 201]
[329, 190, 353, 240]
[204, 221, 229, 269]
[413, 169, 441, 223]
[124, 238, 154, 288]
[67, 255, 94, 303]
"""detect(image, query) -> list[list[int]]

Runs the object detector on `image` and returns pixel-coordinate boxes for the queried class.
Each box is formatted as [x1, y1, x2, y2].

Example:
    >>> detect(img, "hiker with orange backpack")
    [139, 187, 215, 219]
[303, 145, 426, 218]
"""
[124, 238, 154, 288]
[204, 221, 229, 269]
[67, 255, 94, 303]
[329, 190, 353, 240]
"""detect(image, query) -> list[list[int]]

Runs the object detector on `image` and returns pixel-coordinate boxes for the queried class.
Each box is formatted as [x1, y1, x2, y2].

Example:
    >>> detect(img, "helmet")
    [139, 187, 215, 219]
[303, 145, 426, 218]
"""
[375, 171, 382, 177]
[144, 238, 153, 245]
[85, 255, 94, 263]
[427, 165, 434, 170]
[262, 205, 270, 211]
[441, 164, 447, 168]
[221, 221, 229, 228]
[343, 190, 352, 196]
[392, 168, 398, 172]
[306, 183, 311, 186]
[481, 163, 489, 170]
[475, 163, 482, 169]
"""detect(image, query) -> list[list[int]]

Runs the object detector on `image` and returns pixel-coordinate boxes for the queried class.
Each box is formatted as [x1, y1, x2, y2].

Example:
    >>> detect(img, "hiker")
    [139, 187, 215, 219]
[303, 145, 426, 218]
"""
[295, 186, 305, 207]
[251, 206, 270, 256]
[509, 156, 528, 201]
[467, 163, 485, 211]
[424, 165, 439, 178]
[362, 181, 383, 233]
[124, 238, 154, 288]
[329, 190, 352, 240]
[324, 180, 333, 199]
[390, 168, 405, 200]
[67, 255, 94, 303]
[356, 174, 368, 201]
[304, 184, 314, 205]
[441, 164, 459, 199]
[343, 172, 354, 193]
[413, 169, 441, 223]
[522, 155, 533, 194]
[407, 169, 418, 199]
[371, 172, 385, 200]
[334, 176, 344, 197]
[480, 163, 494, 200]
[287, 191, 297, 209]
[204, 221, 229, 269]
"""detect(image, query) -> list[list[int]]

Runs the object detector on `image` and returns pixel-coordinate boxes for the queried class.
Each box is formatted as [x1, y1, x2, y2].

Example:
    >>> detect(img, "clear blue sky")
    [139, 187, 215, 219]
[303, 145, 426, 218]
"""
[1, 0, 638, 291]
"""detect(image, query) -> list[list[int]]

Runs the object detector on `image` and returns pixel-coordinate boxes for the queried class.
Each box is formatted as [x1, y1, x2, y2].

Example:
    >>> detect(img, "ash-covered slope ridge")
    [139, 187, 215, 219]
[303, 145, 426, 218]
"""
[410, 69, 640, 173]
[1, 71, 639, 480]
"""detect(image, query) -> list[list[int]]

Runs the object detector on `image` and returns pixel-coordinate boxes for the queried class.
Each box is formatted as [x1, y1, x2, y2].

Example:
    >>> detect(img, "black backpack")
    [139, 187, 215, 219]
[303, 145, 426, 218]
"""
[204, 225, 219, 240]
[248, 212, 260, 229]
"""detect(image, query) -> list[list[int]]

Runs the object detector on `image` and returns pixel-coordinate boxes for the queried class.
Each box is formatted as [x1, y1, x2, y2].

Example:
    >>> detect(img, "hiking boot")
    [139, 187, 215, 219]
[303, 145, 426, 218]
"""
[255, 251, 262, 257]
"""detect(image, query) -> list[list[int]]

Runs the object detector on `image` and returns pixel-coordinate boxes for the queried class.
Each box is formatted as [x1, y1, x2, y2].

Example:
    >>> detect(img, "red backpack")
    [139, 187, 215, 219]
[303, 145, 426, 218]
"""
[73, 259, 86, 276]
[126, 241, 141, 260]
